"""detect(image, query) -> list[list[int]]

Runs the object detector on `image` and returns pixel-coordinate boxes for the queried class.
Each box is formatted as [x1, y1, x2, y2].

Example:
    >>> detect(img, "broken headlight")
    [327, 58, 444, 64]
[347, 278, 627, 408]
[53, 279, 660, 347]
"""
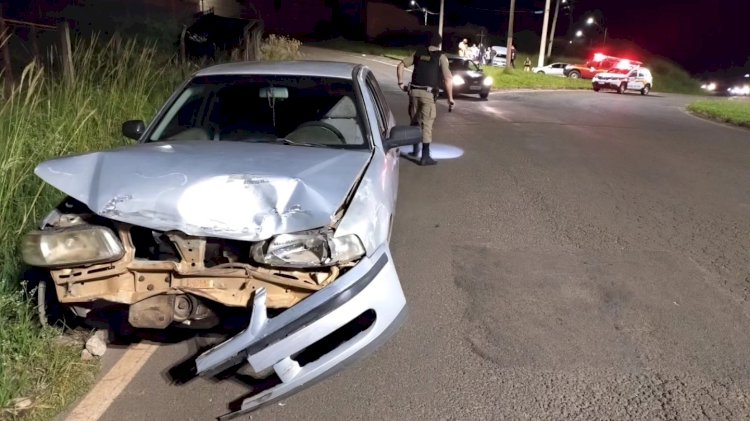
[251, 230, 365, 269]
[21, 225, 125, 267]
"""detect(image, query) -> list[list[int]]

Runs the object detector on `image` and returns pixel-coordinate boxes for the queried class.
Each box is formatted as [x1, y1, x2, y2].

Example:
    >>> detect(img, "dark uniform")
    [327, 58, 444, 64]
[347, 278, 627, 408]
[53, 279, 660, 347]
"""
[398, 36, 453, 166]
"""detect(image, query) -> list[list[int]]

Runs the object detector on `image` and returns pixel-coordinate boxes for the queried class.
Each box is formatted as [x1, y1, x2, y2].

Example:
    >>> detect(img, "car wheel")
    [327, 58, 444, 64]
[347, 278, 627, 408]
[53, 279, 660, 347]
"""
[537, 71, 545, 74]
[617, 83, 626, 94]
[479, 92, 489, 99]
[593, 83, 601, 92]
[641, 84, 651, 95]
[569, 70, 581, 79]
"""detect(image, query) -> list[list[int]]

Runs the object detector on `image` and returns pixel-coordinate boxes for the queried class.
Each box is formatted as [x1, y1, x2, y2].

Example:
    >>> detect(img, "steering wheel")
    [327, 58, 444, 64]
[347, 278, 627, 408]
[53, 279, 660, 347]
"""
[292, 121, 347, 145]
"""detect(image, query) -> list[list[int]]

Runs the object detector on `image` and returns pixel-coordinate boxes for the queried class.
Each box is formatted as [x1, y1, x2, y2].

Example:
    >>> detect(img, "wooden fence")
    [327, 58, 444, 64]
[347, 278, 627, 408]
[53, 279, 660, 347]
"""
[0, 5, 74, 95]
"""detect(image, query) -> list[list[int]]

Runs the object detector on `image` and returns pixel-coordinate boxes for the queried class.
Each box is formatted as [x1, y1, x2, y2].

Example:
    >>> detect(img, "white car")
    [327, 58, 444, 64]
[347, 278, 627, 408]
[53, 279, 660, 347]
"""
[490, 45, 507, 67]
[22, 61, 413, 418]
[592, 67, 654, 95]
[532, 62, 569, 76]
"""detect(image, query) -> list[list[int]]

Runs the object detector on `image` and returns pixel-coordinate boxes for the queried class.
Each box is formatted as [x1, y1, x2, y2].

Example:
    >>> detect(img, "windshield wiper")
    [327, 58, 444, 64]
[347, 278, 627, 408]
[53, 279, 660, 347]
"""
[257, 138, 331, 148]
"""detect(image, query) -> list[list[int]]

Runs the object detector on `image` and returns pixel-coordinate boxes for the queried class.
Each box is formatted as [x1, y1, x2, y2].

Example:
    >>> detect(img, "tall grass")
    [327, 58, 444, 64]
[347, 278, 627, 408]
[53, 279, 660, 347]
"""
[688, 99, 750, 128]
[0, 35, 190, 420]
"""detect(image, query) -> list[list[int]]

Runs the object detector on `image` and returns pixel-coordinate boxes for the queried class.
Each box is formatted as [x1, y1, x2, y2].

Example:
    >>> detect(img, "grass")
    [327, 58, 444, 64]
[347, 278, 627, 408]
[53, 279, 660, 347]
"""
[0, 31, 303, 420]
[0, 34, 190, 420]
[483, 67, 590, 90]
[688, 99, 750, 128]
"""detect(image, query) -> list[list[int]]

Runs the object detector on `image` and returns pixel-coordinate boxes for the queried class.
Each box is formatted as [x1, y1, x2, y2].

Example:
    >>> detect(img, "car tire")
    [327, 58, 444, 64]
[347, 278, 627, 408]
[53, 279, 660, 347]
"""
[537, 71, 545, 74]
[617, 83, 626, 94]
[641, 84, 651, 95]
[479, 92, 489, 99]
[593, 83, 601, 92]
[569, 70, 581, 79]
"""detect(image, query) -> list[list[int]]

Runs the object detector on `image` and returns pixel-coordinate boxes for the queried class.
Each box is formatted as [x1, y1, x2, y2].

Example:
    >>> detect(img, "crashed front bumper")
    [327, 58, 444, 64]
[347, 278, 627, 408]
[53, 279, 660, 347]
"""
[195, 245, 406, 419]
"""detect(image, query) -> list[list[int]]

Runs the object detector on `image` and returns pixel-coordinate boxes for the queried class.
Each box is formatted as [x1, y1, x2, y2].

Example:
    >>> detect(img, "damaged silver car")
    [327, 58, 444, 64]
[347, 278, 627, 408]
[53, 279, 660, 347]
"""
[21, 61, 418, 418]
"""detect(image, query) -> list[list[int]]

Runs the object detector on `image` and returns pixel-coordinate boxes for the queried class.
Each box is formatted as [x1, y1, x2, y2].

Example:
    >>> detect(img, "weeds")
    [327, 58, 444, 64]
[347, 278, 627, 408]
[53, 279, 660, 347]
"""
[0, 35, 189, 420]
[260, 34, 303, 61]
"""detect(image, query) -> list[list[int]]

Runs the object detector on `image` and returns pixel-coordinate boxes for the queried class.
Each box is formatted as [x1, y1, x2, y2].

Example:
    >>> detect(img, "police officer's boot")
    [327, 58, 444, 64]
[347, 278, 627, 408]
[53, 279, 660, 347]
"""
[407, 143, 419, 158]
[419, 143, 437, 166]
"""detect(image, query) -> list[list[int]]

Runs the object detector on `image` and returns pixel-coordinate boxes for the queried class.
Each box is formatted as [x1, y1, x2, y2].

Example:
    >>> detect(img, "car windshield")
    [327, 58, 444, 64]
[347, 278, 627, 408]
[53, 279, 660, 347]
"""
[449, 58, 480, 72]
[148, 74, 368, 149]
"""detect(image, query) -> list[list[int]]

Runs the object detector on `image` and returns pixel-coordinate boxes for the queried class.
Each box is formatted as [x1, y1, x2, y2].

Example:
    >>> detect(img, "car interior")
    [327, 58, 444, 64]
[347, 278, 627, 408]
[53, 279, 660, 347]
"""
[149, 76, 367, 148]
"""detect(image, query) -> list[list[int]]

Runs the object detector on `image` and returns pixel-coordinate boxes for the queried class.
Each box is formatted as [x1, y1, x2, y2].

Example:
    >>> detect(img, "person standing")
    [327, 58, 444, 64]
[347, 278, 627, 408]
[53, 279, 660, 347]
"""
[458, 38, 468, 57]
[396, 31, 455, 166]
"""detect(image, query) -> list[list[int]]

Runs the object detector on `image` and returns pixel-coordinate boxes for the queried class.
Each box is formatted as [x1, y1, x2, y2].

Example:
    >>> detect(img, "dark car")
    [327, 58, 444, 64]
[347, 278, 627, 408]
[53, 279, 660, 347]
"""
[439, 54, 493, 99]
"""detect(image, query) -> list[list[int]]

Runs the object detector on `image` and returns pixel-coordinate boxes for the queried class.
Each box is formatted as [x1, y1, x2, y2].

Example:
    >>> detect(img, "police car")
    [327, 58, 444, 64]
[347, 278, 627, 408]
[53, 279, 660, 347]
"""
[592, 66, 654, 95]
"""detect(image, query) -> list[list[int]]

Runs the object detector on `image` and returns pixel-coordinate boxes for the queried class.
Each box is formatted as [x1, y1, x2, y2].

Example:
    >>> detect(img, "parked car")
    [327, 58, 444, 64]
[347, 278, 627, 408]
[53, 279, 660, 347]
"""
[592, 67, 654, 95]
[22, 61, 414, 418]
[440, 54, 493, 99]
[490, 45, 507, 67]
[532, 62, 569, 76]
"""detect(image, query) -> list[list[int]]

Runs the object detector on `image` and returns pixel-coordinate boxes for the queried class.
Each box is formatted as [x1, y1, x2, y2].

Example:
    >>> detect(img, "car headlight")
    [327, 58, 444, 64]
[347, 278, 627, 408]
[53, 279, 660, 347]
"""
[483, 76, 493, 86]
[452, 75, 465, 86]
[251, 230, 365, 269]
[22, 225, 125, 267]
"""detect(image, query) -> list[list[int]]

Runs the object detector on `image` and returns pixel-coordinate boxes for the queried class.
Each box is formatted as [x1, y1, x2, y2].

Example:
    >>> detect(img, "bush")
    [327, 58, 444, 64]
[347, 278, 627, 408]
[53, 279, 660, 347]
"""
[260, 34, 303, 61]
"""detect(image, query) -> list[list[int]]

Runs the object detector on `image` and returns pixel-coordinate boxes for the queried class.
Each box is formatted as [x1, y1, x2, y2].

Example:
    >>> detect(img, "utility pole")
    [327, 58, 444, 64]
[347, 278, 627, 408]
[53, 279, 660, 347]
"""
[438, 0, 444, 49]
[505, 0, 515, 69]
[537, 0, 551, 68]
[547, 0, 561, 58]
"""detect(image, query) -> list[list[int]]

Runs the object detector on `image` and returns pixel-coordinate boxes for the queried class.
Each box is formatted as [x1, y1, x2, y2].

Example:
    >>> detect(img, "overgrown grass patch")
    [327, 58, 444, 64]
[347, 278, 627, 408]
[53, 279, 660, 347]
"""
[0, 29, 306, 420]
[688, 99, 750, 128]
[0, 35, 190, 420]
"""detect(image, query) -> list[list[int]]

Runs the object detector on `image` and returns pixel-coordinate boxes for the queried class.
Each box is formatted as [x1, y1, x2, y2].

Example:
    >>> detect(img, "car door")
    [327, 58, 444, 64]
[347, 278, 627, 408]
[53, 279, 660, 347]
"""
[628, 69, 644, 90]
[362, 69, 399, 216]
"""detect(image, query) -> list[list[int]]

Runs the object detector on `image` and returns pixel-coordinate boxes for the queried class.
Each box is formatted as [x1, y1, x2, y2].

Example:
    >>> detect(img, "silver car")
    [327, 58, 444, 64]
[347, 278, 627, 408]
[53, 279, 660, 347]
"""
[21, 61, 416, 418]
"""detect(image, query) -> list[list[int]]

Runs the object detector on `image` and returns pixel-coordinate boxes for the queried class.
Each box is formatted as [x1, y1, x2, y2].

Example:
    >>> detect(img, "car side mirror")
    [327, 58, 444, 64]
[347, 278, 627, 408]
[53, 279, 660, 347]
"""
[122, 120, 146, 140]
[384, 125, 421, 151]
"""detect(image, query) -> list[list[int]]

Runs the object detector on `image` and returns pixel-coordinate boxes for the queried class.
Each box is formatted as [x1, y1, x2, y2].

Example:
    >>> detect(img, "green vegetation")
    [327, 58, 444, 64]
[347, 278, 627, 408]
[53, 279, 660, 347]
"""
[0, 31, 302, 420]
[688, 99, 750, 128]
[483, 67, 590, 90]
[0, 35, 186, 421]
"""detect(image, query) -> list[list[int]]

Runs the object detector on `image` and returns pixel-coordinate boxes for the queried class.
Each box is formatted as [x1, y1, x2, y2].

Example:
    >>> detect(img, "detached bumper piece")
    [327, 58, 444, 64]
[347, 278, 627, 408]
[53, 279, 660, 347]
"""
[195, 247, 407, 420]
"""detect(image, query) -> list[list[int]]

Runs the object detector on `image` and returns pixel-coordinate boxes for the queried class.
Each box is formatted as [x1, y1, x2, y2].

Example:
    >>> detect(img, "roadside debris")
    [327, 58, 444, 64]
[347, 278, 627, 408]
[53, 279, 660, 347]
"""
[85, 330, 108, 357]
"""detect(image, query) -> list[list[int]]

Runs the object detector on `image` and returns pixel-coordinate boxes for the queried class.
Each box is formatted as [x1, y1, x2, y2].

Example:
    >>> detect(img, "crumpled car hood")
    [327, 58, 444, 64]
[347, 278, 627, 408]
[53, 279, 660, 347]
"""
[35, 140, 372, 241]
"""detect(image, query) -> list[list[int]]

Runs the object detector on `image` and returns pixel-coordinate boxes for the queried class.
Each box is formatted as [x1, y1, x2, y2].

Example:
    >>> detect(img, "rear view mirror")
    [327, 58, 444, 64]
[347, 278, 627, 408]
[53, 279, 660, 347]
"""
[122, 120, 146, 140]
[259, 87, 289, 99]
[384, 125, 421, 151]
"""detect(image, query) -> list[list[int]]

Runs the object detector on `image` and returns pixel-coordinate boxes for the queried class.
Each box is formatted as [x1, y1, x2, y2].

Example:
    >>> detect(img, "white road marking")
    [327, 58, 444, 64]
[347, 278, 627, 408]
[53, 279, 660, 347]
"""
[65, 343, 160, 421]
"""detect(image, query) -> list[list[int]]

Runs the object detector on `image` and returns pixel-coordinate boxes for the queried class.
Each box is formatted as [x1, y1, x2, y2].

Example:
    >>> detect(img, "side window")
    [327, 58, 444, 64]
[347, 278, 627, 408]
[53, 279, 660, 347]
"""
[365, 73, 389, 136]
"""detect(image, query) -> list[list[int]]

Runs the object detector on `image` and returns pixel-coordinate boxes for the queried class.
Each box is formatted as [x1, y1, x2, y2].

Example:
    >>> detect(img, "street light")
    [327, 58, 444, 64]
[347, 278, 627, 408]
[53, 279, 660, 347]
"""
[575, 29, 583, 37]
[586, 16, 608, 45]
[407, 0, 437, 26]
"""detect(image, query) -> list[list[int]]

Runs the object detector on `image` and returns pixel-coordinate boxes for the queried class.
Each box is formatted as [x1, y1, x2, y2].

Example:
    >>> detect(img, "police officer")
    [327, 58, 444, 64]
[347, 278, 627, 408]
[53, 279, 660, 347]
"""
[396, 31, 455, 166]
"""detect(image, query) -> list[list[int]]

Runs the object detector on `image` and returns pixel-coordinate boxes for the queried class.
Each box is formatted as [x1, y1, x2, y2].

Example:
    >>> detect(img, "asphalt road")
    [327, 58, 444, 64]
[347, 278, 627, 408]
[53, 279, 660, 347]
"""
[86, 48, 750, 420]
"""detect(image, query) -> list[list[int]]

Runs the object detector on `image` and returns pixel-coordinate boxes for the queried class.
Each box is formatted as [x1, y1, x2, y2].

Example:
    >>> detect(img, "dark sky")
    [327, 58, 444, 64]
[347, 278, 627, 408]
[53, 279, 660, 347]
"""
[405, 0, 750, 75]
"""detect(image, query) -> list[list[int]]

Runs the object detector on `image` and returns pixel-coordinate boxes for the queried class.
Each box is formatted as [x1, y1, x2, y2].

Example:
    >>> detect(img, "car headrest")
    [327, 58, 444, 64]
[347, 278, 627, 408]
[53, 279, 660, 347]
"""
[325, 96, 357, 119]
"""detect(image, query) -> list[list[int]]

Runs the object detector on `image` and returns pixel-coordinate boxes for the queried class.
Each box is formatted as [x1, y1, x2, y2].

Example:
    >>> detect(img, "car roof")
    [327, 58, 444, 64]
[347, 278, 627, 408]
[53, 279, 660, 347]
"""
[194, 60, 360, 79]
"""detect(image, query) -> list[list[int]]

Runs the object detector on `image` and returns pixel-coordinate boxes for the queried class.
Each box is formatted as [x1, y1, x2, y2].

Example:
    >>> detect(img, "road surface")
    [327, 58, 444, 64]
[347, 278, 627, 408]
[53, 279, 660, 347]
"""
[66, 47, 750, 420]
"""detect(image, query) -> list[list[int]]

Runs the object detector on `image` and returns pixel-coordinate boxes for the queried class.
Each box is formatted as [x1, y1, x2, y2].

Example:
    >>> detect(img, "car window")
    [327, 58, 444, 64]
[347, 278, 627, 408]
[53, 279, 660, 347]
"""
[148, 74, 369, 149]
[364, 72, 388, 137]
[449, 59, 480, 72]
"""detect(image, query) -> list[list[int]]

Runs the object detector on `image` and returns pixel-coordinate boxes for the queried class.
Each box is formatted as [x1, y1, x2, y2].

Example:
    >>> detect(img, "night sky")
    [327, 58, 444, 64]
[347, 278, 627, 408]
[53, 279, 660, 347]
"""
[402, 0, 750, 76]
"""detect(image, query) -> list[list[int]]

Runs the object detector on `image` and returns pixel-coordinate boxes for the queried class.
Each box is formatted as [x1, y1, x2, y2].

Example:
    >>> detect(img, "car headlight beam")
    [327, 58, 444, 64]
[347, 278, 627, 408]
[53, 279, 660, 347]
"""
[22, 225, 125, 267]
[483, 76, 493, 86]
[452, 75, 465, 86]
[251, 230, 365, 269]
